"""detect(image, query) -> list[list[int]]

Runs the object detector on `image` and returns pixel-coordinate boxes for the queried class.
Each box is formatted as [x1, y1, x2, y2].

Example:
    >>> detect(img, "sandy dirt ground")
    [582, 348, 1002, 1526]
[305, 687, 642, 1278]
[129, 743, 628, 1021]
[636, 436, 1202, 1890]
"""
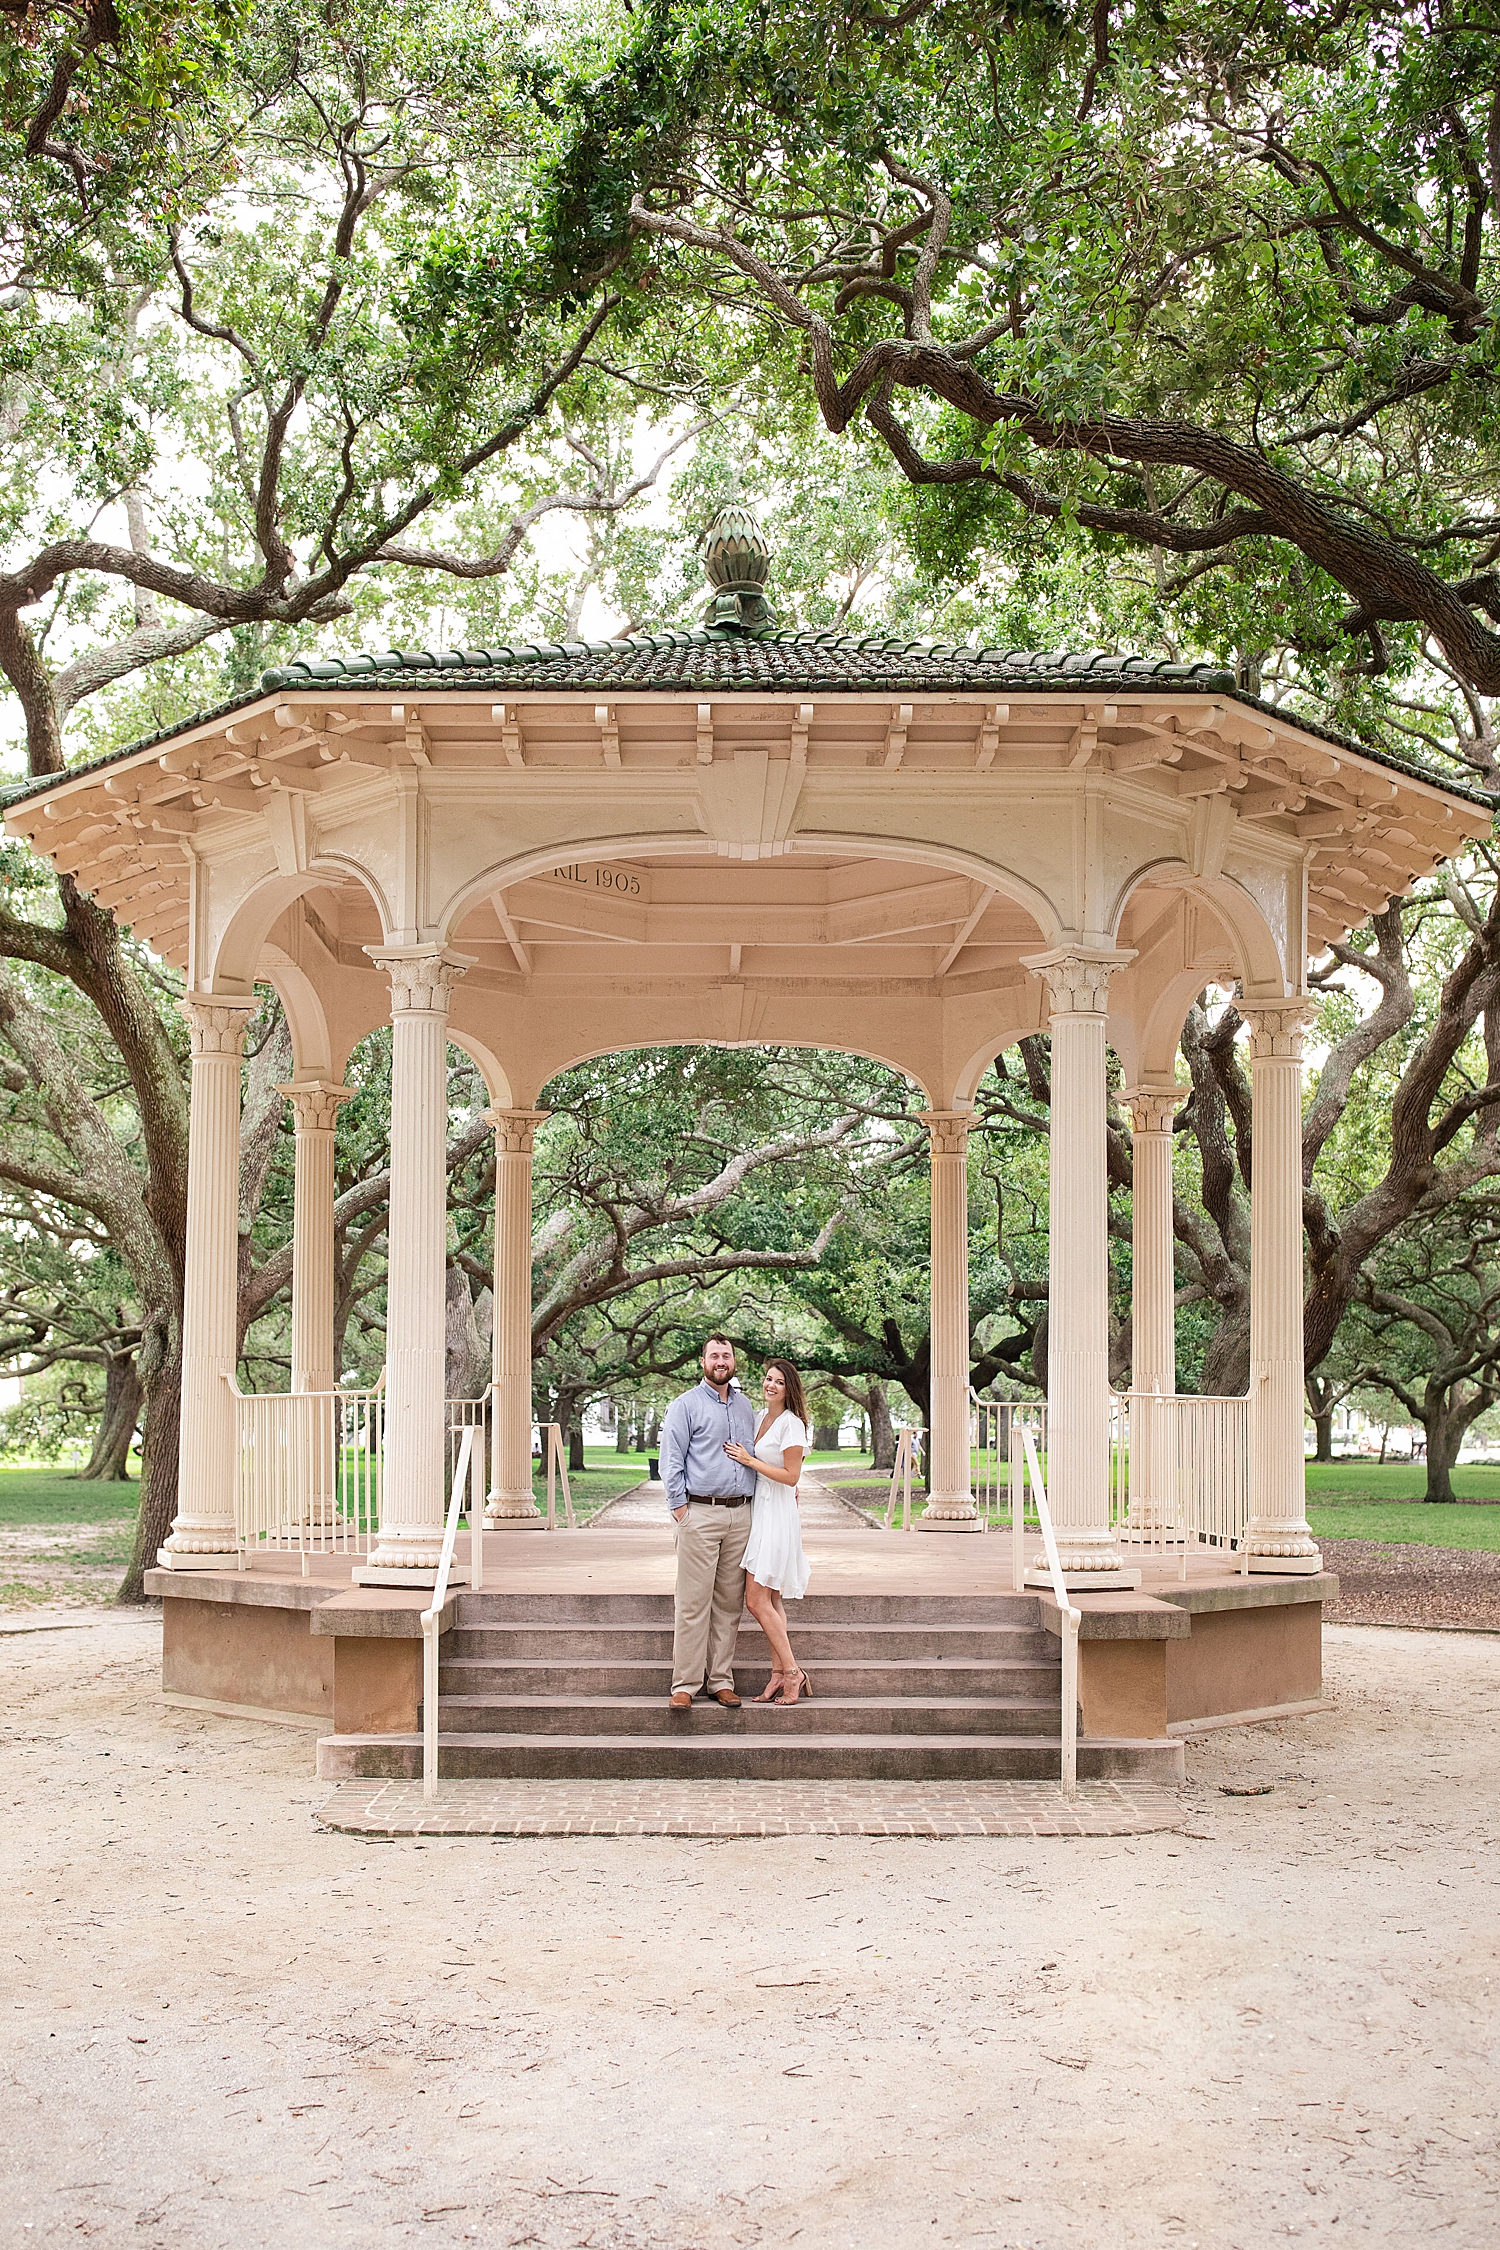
[2, 1614, 1496, 2250]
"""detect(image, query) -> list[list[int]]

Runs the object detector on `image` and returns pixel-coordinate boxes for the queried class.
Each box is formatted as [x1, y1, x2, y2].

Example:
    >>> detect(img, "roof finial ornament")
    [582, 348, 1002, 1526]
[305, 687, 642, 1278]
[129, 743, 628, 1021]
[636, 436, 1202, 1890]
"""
[702, 503, 775, 634]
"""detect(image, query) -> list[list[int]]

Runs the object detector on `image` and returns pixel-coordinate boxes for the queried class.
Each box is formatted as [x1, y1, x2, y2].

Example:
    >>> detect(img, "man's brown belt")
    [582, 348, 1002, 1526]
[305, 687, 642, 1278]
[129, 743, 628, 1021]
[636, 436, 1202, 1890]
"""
[684, 1493, 750, 1507]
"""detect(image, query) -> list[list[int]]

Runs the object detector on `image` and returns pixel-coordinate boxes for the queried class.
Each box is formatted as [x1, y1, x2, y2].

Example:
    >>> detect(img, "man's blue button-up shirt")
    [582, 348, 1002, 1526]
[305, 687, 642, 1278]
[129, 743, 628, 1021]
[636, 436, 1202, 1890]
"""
[659, 1379, 758, 1513]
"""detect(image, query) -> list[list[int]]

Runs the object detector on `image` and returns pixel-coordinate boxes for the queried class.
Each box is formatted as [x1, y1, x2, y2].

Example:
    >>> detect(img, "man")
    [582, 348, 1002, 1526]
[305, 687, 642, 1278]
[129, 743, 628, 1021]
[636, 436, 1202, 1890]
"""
[659, 1333, 758, 1709]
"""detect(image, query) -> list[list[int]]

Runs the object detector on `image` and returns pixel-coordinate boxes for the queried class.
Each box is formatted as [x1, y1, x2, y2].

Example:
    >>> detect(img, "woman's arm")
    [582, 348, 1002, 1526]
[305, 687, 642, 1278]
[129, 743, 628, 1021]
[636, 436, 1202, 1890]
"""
[724, 1440, 804, 1486]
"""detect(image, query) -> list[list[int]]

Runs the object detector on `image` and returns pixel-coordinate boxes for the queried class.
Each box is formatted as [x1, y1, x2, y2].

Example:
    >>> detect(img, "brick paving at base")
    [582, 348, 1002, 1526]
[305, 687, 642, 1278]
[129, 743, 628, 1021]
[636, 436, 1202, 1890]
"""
[315, 1776, 1186, 1838]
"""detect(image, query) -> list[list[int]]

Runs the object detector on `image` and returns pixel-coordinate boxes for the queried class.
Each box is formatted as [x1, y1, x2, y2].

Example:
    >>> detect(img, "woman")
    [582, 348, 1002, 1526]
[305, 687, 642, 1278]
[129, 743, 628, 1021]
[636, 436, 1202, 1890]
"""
[724, 1357, 813, 1705]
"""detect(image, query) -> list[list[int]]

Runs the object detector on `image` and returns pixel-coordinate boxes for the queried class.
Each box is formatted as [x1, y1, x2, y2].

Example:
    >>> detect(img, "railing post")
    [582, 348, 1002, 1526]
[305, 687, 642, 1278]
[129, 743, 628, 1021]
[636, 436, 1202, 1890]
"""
[421, 1425, 474, 1804]
[1009, 1413, 1025, 1594]
[469, 1409, 486, 1591]
[1061, 1611, 1079, 1799]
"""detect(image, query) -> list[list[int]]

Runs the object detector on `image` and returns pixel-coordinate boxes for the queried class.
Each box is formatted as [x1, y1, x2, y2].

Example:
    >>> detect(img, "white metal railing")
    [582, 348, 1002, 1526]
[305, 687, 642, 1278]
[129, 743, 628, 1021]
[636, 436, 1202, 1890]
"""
[1013, 1415, 1080, 1800]
[541, 1421, 576, 1529]
[883, 1427, 923, 1529]
[231, 1380, 494, 1575]
[1108, 1389, 1250, 1573]
[231, 1378, 384, 1573]
[422, 1424, 482, 1803]
[446, 1394, 489, 1510]
[971, 1395, 1048, 1527]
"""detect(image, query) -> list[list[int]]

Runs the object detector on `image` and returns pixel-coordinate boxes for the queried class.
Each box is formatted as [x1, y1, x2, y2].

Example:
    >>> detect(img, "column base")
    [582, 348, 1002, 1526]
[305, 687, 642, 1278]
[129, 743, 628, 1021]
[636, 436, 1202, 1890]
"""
[351, 1565, 472, 1590]
[155, 1546, 239, 1572]
[914, 1515, 986, 1534]
[1024, 1564, 1143, 1591]
[485, 1489, 544, 1528]
[1245, 1549, 1324, 1576]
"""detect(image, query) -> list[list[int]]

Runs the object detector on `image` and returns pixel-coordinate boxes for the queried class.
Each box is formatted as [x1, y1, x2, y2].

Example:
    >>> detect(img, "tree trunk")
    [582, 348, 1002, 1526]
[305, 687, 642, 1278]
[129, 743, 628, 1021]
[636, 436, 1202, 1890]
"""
[615, 1402, 632, 1453]
[76, 1351, 142, 1481]
[1312, 1410, 1334, 1464]
[812, 1420, 841, 1451]
[1423, 1414, 1460, 1502]
[867, 1381, 894, 1472]
[120, 1314, 180, 1603]
[569, 1419, 586, 1473]
[1420, 1388, 1490, 1502]
[444, 1265, 490, 1403]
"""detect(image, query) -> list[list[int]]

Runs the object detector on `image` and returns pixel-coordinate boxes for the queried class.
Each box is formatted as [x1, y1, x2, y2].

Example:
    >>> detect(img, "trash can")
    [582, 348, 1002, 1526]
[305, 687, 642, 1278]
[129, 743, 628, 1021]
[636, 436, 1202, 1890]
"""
[649, 1455, 660, 1481]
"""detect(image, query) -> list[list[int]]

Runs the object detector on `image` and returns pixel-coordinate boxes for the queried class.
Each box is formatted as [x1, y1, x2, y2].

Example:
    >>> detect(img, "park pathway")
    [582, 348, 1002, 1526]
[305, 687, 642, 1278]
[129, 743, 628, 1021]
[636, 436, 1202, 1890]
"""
[588, 1470, 875, 1530]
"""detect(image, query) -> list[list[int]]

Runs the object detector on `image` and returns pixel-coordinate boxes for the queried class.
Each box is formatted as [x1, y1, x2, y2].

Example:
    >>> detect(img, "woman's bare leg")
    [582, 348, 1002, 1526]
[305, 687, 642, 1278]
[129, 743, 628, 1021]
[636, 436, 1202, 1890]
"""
[744, 1576, 796, 1675]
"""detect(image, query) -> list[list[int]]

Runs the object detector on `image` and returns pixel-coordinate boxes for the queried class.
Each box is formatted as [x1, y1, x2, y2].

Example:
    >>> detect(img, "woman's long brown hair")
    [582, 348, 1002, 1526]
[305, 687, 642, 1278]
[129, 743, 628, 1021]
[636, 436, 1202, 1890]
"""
[764, 1357, 809, 1430]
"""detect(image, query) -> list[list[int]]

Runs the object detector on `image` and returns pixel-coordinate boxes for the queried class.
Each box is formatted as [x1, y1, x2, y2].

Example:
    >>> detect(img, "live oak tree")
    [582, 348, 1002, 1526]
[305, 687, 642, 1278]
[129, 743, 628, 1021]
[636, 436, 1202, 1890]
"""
[0, 2, 724, 1592]
[1336, 1192, 1500, 1500]
[539, 0, 1500, 770]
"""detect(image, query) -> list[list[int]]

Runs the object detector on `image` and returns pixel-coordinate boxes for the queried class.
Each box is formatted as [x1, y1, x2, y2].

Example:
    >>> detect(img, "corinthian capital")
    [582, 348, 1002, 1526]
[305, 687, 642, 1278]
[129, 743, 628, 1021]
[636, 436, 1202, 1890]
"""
[484, 1107, 551, 1156]
[277, 1081, 355, 1133]
[179, 995, 256, 1058]
[365, 945, 475, 1016]
[918, 1109, 972, 1159]
[1122, 1084, 1189, 1135]
[1022, 944, 1135, 1018]
[1241, 1000, 1317, 1061]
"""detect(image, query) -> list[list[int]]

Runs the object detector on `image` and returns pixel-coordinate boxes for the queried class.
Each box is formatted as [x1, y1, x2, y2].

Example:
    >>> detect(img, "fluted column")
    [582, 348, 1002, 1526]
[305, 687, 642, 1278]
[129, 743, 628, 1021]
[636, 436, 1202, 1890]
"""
[915, 1110, 980, 1530]
[1243, 1004, 1322, 1575]
[485, 1107, 549, 1528]
[158, 997, 257, 1568]
[278, 1082, 354, 1394]
[1122, 1085, 1188, 1541]
[1022, 946, 1139, 1588]
[355, 946, 472, 1583]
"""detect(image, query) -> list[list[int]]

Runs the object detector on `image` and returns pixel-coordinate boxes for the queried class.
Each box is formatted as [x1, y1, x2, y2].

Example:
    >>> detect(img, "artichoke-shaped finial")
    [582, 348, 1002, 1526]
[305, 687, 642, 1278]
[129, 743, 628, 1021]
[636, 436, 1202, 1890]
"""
[702, 503, 775, 632]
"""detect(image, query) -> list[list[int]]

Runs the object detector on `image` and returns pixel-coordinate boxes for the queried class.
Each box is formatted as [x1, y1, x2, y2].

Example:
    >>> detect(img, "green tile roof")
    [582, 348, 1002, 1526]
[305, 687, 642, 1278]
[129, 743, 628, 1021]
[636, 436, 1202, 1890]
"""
[259, 624, 1238, 695]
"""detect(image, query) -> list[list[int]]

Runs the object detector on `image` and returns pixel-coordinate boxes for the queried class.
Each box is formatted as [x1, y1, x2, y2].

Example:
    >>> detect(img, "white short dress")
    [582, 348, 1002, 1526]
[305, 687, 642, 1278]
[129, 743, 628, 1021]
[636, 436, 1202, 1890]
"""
[740, 1409, 811, 1600]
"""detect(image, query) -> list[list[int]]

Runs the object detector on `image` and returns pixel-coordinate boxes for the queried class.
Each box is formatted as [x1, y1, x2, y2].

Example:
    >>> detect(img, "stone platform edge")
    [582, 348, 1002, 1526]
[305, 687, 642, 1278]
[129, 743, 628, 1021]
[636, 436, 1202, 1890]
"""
[144, 1568, 461, 1637]
[313, 1776, 1191, 1839]
[1034, 1571, 1339, 1639]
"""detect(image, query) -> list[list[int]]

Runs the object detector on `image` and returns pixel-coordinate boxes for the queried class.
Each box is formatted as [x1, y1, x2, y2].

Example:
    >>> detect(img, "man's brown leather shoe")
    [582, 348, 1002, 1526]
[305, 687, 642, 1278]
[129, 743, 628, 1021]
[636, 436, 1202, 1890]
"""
[669, 1692, 693, 1709]
[711, 1688, 741, 1708]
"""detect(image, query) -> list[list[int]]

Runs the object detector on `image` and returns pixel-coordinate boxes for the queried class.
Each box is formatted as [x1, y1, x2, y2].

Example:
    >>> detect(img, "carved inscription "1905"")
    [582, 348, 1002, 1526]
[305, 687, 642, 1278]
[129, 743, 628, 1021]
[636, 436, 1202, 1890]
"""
[551, 864, 643, 897]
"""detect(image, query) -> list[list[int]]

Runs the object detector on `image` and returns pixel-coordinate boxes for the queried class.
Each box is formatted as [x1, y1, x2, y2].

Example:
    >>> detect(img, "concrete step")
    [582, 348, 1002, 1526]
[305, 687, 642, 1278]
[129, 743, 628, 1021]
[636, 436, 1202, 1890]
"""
[443, 1622, 1058, 1664]
[317, 1732, 1186, 1784]
[435, 1657, 1062, 1700]
[457, 1591, 1045, 1626]
[427, 1694, 1063, 1738]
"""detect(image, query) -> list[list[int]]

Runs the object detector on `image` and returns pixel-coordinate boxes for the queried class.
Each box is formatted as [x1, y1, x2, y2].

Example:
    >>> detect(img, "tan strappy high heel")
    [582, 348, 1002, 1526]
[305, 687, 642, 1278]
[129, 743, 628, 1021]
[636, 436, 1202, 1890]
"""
[773, 1667, 811, 1706]
[751, 1671, 785, 1702]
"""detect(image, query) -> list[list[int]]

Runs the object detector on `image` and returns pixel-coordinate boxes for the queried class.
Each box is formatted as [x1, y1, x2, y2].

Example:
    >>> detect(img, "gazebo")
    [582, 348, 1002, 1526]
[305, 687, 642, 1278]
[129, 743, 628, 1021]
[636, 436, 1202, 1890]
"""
[7, 511, 1488, 1766]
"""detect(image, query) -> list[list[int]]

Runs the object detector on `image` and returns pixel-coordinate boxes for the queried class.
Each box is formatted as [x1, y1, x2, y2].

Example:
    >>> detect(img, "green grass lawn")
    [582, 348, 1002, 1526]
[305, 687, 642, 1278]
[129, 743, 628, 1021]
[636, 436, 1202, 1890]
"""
[0, 1465, 141, 1524]
[1303, 1462, 1500, 1552]
[1304, 1461, 1500, 1503]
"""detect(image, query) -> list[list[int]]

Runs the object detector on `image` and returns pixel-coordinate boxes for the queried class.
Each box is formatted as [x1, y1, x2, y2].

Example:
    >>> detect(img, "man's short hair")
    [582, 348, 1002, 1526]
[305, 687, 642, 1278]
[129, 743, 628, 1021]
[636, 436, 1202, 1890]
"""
[703, 1332, 734, 1349]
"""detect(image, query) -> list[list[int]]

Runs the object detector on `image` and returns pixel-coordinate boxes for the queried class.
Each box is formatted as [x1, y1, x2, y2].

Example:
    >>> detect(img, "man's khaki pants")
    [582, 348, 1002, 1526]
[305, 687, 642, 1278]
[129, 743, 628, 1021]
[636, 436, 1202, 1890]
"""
[672, 1502, 752, 1697]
